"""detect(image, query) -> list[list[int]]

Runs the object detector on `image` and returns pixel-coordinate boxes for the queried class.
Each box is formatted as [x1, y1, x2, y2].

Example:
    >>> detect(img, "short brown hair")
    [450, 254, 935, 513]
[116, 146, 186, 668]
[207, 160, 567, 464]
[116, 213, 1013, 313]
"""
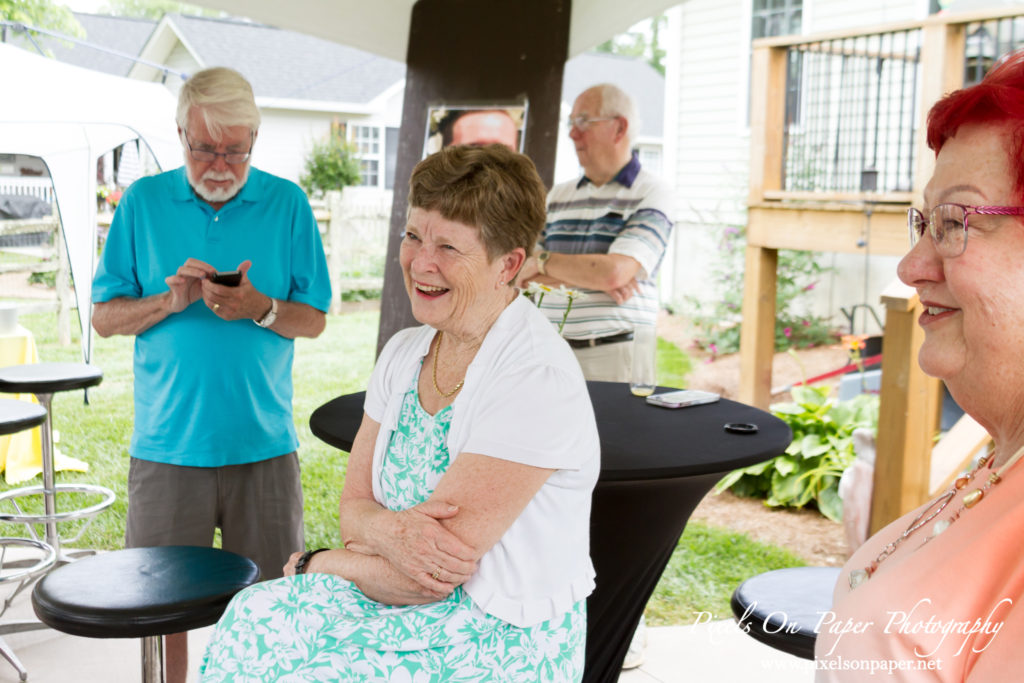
[408, 144, 547, 260]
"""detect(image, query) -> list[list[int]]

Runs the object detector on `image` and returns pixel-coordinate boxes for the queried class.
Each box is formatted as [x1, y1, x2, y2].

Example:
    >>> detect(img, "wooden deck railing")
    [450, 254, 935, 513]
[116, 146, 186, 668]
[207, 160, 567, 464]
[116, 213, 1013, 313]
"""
[742, 7, 1024, 530]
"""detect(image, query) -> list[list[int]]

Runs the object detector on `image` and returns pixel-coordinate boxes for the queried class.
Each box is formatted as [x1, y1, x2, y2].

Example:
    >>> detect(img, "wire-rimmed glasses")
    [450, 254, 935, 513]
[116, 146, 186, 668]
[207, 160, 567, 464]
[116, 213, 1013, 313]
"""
[566, 115, 617, 132]
[182, 130, 254, 164]
[907, 203, 1024, 257]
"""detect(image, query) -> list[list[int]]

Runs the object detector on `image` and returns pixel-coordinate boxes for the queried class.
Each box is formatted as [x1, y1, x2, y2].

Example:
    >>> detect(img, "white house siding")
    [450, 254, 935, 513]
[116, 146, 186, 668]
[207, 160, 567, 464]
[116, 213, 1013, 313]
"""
[664, 0, 929, 336]
[663, 0, 751, 315]
[252, 109, 339, 184]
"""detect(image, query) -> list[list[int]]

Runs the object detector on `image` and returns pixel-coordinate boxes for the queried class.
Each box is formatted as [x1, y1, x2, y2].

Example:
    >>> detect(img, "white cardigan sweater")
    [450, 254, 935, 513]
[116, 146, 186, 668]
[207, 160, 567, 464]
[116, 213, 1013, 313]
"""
[364, 295, 600, 627]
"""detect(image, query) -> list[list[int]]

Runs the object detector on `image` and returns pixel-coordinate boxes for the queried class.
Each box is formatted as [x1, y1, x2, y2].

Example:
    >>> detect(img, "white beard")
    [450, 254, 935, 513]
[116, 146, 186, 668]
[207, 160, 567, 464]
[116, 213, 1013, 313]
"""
[185, 158, 250, 204]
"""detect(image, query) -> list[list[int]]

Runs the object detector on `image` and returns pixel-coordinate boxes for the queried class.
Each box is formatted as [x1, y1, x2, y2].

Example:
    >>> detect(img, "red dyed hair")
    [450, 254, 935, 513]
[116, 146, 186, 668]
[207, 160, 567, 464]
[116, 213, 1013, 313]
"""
[927, 50, 1024, 201]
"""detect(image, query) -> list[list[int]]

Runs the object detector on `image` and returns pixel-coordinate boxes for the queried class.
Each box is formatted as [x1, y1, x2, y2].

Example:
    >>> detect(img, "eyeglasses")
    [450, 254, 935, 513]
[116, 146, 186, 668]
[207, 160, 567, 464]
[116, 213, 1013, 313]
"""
[566, 115, 617, 131]
[907, 203, 1024, 257]
[182, 130, 254, 164]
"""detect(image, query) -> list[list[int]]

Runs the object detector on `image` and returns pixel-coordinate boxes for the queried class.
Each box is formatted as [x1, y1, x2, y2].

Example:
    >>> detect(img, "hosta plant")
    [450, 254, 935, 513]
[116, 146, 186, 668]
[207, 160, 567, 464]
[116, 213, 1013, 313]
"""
[714, 384, 879, 522]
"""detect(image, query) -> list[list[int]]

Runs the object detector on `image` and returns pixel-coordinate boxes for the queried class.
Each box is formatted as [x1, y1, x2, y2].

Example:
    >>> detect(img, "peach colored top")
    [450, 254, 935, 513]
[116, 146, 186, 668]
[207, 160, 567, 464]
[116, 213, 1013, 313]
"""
[815, 458, 1024, 682]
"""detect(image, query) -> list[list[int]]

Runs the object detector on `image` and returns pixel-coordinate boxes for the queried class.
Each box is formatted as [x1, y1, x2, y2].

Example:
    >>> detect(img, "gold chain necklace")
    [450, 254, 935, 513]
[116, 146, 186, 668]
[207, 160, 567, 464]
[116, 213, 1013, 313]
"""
[849, 442, 1024, 589]
[431, 331, 464, 398]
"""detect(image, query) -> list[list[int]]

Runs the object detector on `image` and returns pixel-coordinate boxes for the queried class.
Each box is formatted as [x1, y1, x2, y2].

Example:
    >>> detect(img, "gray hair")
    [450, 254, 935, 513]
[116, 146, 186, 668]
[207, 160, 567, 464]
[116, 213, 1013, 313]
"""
[591, 83, 639, 146]
[175, 67, 261, 139]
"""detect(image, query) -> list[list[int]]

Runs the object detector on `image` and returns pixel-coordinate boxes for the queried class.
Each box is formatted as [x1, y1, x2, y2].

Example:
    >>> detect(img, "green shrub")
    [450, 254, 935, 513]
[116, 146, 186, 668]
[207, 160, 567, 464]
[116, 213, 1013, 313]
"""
[686, 224, 838, 357]
[299, 135, 361, 196]
[714, 385, 879, 522]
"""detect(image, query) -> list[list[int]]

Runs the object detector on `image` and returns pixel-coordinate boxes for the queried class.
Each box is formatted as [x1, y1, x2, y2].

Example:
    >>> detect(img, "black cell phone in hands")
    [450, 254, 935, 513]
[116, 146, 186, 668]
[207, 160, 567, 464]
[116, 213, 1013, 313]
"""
[210, 270, 241, 287]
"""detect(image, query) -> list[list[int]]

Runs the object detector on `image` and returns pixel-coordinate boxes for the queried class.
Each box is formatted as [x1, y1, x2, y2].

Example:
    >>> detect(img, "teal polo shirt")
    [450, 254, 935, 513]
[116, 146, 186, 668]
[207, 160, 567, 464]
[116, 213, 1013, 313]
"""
[92, 167, 331, 467]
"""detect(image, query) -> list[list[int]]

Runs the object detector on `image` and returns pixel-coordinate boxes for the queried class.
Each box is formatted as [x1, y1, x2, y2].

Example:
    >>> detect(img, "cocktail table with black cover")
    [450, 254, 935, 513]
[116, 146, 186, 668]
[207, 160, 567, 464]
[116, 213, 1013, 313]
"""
[32, 546, 261, 683]
[310, 380, 791, 682]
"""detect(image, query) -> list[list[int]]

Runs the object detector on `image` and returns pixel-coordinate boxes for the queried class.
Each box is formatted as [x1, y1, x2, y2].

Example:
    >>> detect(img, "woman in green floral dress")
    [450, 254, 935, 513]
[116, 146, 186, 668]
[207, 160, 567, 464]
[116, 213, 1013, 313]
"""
[201, 144, 601, 682]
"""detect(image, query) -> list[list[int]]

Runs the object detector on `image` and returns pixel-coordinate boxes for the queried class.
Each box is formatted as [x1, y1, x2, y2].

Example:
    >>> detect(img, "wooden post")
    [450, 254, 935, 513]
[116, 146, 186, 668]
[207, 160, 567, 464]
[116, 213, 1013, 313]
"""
[326, 190, 345, 315]
[55, 224, 71, 346]
[912, 19, 967, 200]
[376, 0, 571, 355]
[869, 282, 941, 534]
[738, 245, 778, 409]
[740, 42, 788, 409]
[747, 43, 788, 207]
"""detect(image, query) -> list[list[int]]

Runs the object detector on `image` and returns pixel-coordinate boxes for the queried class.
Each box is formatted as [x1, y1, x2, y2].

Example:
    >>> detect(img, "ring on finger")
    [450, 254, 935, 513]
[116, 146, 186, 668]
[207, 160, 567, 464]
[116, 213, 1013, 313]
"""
[432, 566, 441, 581]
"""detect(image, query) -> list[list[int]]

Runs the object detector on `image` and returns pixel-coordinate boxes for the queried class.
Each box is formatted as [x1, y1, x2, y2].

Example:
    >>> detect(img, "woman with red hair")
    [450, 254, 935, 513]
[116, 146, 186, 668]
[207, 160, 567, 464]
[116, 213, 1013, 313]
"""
[816, 50, 1024, 680]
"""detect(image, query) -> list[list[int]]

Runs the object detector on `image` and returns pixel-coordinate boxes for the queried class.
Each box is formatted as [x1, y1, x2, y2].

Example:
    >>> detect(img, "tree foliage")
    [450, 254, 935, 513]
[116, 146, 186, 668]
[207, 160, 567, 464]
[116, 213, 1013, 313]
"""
[1, 0, 83, 38]
[299, 134, 361, 197]
[595, 13, 667, 76]
[101, 0, 223, 19]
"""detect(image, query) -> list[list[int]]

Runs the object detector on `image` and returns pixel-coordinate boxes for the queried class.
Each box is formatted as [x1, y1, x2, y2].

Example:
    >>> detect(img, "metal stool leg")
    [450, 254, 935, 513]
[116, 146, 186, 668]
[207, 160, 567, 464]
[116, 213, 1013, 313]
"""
[35, 393, 59, 555]
[0, 539, 57, 681]
[141, 635, 165, 683]
[0, 635, 28, 682]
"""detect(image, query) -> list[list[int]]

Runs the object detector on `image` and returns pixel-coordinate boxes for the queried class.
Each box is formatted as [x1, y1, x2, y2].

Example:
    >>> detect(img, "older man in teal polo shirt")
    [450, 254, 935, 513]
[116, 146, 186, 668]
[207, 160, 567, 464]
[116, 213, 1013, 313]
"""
[91, 67, 330, 683]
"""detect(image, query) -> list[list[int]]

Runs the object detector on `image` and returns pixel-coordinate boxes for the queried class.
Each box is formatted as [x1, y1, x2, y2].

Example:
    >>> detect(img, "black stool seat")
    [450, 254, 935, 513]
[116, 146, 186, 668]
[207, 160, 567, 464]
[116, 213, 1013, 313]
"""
[31, 546, 260, 638]
[0, 363, 102, 395]
[731, 566, 840, 660]
[0, 399, 46, 436]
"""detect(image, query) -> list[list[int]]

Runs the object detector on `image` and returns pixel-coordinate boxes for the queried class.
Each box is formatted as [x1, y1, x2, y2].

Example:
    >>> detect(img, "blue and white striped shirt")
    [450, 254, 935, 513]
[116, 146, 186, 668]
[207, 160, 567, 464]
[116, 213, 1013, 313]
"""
[540, 154, 674, 339]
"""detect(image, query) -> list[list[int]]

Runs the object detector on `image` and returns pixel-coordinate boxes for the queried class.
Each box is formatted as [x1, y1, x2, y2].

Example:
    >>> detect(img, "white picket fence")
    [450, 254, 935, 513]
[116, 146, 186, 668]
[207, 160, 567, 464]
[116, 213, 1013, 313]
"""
[313, 190, 391, 313]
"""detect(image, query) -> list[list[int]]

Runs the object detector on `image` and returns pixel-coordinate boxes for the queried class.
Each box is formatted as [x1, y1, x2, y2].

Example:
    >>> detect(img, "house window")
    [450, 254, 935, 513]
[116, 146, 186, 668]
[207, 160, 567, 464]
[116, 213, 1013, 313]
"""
[750, 0, 803, 126]
[351, 125, 382, 188]
[751, 0, 801, 40]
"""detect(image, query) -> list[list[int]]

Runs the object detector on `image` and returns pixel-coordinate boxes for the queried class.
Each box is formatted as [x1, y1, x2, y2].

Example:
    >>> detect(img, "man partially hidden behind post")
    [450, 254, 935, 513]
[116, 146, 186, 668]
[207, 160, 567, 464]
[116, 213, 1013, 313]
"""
[91, 67, 331, 683]
[518, 83, 673, 382]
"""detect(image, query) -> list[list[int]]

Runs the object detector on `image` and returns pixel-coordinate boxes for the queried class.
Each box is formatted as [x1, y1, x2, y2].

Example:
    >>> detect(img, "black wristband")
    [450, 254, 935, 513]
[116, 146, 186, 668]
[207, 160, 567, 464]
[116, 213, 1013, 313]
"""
[295, 547, 329, 575]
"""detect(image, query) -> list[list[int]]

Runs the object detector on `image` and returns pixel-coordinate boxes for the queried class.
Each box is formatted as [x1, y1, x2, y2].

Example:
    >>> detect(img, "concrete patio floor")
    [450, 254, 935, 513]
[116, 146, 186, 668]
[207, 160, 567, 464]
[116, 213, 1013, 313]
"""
[0, 572, 814, 682]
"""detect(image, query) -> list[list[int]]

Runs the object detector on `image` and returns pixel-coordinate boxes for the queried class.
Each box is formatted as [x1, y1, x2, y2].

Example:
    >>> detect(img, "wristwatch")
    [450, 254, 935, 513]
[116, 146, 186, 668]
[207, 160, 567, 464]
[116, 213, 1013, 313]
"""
[295, 548, 329, 575]
[255, 297, 278, 328]
[536, 250, 551, 276]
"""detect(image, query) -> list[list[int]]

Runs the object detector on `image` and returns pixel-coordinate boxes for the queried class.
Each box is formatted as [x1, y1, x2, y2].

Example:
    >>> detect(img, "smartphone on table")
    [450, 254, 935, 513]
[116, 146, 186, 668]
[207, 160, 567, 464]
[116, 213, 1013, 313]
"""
[645, 389, 721, 409]
[210, 270, 241, 287]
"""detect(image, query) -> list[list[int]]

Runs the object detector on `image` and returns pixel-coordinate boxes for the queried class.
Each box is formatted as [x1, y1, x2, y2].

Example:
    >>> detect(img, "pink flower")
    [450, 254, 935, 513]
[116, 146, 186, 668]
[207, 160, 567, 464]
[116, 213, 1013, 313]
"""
[803, 281, 817, 291]
[784, 327, 792, 338]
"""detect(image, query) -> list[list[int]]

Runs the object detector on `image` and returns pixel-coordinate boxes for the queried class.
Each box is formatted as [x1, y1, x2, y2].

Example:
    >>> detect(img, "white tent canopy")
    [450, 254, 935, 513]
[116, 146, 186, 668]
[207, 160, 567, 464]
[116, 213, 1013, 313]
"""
[194, 0, 681, 62]
[0, 43, 179, 362]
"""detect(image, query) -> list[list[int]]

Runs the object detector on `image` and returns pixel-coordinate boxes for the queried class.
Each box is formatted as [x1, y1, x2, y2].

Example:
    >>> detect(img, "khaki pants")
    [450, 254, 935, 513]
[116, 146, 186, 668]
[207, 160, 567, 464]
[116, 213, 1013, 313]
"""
[572, 340, 634, 382]
[126, 453, 304, 580]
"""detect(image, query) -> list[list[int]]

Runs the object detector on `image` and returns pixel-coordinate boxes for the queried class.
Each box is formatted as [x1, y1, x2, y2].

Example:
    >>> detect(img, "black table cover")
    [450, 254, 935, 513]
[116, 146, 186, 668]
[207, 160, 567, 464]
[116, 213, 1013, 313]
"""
[309, 381, 791, 682]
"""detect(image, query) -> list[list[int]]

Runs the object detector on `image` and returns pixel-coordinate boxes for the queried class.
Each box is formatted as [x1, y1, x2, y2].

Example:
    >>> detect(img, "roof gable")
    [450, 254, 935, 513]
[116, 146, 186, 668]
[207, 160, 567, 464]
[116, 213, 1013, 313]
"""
[150, 13, 406, 105]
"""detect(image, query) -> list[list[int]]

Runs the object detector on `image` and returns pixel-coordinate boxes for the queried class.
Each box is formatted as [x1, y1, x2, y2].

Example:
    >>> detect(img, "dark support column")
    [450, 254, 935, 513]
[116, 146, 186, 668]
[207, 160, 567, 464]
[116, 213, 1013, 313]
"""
[376, 0, 571, 354]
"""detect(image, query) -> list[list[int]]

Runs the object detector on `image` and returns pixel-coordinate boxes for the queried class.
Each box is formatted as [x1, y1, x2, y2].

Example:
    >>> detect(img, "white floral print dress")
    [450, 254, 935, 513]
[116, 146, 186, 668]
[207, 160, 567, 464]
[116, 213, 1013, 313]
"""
[200, 375, 587, 682]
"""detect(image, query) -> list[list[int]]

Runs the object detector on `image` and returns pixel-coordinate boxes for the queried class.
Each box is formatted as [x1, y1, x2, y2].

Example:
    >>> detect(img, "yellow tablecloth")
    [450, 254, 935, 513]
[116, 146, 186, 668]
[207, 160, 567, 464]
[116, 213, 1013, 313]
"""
[0, 325, 88, 484]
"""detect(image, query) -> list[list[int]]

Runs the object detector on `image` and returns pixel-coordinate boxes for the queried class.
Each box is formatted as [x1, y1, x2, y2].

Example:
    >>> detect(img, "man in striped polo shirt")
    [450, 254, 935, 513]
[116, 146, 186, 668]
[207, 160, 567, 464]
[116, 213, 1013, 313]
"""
[518, 83, 674, 382]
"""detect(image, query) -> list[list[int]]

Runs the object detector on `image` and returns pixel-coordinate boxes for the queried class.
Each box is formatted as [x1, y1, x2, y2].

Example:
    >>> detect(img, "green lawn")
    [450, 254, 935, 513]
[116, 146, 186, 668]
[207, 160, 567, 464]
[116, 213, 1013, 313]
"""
[2, 308, 801, 623]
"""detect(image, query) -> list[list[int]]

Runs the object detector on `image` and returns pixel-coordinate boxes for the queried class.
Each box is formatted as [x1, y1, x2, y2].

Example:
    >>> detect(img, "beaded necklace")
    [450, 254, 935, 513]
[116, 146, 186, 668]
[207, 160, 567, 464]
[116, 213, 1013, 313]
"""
[849, 442, 1024, 589]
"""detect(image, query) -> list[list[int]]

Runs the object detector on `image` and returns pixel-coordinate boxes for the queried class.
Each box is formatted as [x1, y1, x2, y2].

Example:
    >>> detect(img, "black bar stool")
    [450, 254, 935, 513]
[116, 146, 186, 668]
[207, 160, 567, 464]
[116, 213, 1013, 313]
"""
[731, 566, 841, 660]
[0, 398, 58, 681]
[0, 363, 116, 563]
[32, 546, 261, 683]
